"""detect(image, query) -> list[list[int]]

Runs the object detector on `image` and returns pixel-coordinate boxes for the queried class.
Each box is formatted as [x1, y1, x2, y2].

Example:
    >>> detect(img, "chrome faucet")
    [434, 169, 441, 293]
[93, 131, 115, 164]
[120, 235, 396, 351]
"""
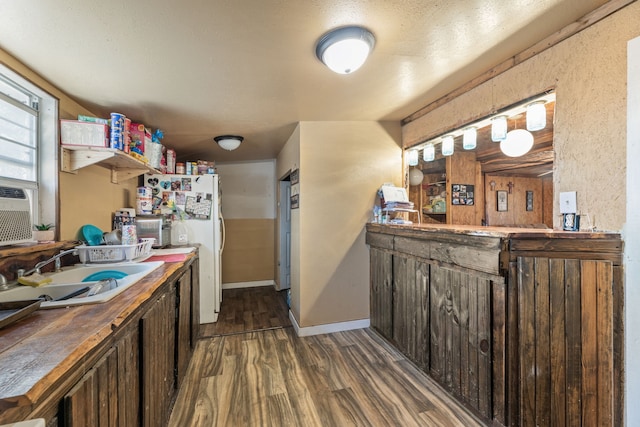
[18, 248, 78, 277]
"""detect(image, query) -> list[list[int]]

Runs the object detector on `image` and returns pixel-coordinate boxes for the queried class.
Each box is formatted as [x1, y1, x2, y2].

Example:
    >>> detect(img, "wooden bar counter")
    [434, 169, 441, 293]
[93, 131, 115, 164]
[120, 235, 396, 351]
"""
[0, 250, 200, 426]
[366, 223, 623, 427]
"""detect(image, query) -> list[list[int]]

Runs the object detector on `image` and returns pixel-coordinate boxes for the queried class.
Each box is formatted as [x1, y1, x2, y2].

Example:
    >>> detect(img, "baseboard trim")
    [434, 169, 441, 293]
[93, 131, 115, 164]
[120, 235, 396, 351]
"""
[289, 310, 370, 337]
[222, 280, 275, 290]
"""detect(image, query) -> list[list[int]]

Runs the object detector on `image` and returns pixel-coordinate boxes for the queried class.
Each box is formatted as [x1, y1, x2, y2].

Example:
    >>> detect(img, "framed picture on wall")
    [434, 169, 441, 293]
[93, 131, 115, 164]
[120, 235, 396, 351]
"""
[290, 168, 299, 185]
[497, 190, 508, 212]
[526, 191, 534, 211]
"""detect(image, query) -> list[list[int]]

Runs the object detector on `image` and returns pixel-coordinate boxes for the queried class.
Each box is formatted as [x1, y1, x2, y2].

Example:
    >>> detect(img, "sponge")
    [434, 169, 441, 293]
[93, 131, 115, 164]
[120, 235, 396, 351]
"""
[17, 273, 53, 287]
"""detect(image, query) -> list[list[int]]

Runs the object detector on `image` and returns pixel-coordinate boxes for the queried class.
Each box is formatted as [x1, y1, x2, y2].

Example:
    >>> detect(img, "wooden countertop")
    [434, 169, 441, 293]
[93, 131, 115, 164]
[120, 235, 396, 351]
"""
[366, 222, 621, 240]
[0, 252, 196, 414]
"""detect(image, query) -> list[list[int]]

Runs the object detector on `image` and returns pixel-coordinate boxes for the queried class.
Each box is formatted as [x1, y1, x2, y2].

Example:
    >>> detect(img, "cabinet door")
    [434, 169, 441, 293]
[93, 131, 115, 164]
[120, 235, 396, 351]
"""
[370, 248, 393, 340]
[141, 290, 176, 427]
[176, 267, 192, 386]
[64, 328, 139, 427]
[64, 348, 117, 427]
[429, 264, 494, 419]
[190, 258, 200, 342]
[392, 255, 430, 369]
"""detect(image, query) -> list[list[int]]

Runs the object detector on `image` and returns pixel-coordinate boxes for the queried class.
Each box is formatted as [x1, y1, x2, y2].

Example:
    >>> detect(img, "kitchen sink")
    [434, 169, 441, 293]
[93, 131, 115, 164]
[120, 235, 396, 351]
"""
[0, 261, 164, 308]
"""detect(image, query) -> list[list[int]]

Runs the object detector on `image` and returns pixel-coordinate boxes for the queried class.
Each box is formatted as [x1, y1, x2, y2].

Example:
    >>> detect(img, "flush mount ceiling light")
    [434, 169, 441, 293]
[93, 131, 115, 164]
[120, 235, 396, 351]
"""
[214, 135, 243, 151]
[315, 26, 375, 74]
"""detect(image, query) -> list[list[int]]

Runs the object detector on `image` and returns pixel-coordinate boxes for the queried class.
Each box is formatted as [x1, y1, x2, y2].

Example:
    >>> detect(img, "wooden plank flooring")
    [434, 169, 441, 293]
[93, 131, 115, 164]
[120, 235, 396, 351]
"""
[199, 286, 291, 337]
[169, 327, 486, 426]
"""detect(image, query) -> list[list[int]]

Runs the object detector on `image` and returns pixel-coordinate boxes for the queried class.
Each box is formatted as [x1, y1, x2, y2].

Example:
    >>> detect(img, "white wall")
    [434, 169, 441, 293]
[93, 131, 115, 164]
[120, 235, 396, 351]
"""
[625, 34, 640, 427]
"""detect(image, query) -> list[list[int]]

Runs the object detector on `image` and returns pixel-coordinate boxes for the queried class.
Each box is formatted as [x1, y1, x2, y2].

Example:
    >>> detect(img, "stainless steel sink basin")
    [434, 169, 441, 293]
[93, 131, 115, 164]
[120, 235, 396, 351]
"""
[0, 261, 164, 308]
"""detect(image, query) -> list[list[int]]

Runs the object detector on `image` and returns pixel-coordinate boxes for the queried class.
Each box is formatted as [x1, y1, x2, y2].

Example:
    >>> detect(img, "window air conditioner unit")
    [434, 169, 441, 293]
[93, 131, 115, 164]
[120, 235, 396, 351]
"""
[0, 186, 33, 246]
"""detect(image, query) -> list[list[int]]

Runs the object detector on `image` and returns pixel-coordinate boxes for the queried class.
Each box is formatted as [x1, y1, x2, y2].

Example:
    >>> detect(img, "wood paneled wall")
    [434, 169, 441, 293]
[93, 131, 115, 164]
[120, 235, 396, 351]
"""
[446, 151, 484, 225]
[485, 174, 550, 227]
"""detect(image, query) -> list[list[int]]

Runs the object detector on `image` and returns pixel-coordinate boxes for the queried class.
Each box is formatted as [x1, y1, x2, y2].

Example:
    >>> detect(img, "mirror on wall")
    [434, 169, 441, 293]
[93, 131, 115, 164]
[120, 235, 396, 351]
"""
[406, 92, 555, 228]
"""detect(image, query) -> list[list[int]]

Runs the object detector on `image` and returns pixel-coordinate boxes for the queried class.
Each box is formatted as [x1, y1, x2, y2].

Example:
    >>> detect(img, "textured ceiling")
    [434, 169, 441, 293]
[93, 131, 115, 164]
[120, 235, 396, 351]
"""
[0, 0, 609, 163]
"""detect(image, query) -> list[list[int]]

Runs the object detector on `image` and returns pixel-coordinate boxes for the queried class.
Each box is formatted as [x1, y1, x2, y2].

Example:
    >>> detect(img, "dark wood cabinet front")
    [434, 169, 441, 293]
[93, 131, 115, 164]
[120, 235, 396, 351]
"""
[367, 224, 622, 427]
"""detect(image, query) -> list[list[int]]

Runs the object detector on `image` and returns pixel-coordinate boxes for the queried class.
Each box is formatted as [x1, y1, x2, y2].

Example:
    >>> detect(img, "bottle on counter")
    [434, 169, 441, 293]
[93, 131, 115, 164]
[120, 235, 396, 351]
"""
[171, 219, 189, 246]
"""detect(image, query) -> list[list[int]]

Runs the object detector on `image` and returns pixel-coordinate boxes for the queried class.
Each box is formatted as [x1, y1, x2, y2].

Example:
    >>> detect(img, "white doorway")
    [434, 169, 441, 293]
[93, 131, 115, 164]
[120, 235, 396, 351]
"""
[276, 179, 291, 291]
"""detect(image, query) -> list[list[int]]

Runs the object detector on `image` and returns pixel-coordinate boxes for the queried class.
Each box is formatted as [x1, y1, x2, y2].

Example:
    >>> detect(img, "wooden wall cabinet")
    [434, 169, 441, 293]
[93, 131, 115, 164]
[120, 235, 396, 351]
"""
[366, 224, 622, 426]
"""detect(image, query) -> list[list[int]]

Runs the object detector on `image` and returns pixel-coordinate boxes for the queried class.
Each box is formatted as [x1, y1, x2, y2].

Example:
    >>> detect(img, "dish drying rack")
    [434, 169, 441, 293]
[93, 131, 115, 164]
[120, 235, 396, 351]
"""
[76, 238, 155, 264]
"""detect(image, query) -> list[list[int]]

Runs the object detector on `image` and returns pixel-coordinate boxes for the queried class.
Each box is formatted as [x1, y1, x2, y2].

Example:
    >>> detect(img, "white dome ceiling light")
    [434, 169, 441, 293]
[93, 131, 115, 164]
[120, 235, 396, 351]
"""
[500, 129, 534, 157]
[214, 135, 243, 151]
[409, 168, 424, 186]
[315, 26, 375, 74]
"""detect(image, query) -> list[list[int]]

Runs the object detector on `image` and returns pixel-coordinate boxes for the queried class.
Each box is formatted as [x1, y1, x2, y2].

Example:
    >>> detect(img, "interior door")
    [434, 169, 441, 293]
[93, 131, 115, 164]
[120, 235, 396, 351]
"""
[277, 180, 291, 290]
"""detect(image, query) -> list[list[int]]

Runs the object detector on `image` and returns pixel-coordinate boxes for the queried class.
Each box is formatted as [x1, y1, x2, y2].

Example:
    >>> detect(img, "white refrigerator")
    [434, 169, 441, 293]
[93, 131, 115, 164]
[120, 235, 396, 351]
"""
[144, 173, 225, 323]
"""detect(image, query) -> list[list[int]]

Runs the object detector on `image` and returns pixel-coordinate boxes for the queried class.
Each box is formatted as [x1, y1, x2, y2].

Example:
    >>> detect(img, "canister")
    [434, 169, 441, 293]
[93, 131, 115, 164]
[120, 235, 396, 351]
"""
[136, 186, 153, 215]
[110, 112, 125, 150]
[121, 223, 138, 245]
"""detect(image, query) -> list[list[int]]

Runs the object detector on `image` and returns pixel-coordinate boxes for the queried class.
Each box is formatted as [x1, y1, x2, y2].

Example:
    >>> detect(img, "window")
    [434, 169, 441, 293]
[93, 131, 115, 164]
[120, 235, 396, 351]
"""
[0, 64, 58, 227]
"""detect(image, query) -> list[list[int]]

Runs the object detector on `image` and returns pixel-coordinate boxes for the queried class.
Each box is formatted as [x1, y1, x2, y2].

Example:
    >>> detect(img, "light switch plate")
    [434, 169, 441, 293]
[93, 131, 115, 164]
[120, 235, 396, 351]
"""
[559, 191, 577, 213]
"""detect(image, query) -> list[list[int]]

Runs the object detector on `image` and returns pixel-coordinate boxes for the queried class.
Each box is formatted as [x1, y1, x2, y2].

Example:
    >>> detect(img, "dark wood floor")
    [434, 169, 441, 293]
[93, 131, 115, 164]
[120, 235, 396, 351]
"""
[169, 327, 486, 427]
[170, 286, 484, 426]
[199, 286, 291, 337]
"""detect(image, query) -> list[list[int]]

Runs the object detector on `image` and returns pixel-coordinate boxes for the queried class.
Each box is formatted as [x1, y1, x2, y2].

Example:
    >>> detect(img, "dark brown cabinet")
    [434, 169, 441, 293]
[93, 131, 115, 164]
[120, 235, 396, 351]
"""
[12, 256, 201, 427]
[367, 224, 622, 426]
[175, 266, 193, 386]
[64, 328, 139, 427]
[141, 290, 176, 427]
[368, 233, 501, 421]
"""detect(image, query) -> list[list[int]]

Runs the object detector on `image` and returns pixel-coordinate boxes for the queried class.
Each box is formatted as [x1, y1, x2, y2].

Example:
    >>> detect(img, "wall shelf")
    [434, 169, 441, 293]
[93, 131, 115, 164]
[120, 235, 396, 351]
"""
[61, 146, 160, 184]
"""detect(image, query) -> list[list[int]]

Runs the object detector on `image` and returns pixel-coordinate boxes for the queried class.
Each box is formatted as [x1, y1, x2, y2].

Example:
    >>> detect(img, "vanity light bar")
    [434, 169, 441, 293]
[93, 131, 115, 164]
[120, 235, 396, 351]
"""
[407, 90, 555, 161]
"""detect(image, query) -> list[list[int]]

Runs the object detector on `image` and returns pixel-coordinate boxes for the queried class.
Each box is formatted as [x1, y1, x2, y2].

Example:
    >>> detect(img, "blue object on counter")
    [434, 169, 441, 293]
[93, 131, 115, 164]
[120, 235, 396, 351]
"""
[82, 271, 128, 282]
[81, 224, 104, 246]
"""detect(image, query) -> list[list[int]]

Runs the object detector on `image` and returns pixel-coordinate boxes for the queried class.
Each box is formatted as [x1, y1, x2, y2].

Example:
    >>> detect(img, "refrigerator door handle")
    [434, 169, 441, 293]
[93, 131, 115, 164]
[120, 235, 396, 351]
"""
[220, 214, 226, 254]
